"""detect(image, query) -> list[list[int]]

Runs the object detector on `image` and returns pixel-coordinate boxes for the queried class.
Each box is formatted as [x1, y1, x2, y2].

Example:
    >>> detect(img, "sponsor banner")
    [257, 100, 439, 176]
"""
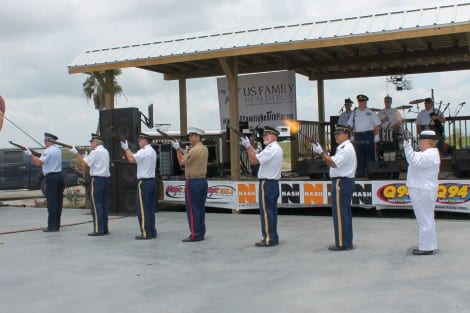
[372, 180, 470, 209]
[217, 71, 296, 129]
[162, 180, 470, 212]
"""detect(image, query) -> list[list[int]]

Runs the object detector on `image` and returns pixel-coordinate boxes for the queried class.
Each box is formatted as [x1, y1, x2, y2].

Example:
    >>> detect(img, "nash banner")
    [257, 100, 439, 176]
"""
[162, 180, 470, 213]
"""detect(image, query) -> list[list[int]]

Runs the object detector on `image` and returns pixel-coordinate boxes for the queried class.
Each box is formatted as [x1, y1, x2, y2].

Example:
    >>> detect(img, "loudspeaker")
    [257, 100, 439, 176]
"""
[452, 149, 470, 178]
[367, 161, 400, 179]
[297, 159, 329, 179]
[99, 108, 141, 161]
[109, 161, 137, 214]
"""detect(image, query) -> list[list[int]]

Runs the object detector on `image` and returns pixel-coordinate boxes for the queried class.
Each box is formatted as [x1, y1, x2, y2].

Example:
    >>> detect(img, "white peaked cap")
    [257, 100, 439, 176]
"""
[188, 126, 204, 135]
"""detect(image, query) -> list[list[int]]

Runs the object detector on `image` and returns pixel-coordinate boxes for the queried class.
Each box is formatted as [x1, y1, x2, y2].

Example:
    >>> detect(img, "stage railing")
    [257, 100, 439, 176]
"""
[297, 116, 470, 161]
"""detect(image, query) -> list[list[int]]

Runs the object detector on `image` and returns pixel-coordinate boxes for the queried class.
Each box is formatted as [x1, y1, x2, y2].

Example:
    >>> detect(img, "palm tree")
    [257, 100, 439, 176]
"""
[83, 69, 124, 110]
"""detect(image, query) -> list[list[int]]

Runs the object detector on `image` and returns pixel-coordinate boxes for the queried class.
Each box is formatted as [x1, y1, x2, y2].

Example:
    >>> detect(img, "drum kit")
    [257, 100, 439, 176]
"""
[374, 99, 425, 160]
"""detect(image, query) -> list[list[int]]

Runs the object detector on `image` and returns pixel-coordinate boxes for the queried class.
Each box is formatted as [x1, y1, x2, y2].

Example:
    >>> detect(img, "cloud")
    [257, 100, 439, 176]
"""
[0, 0, 468, 148]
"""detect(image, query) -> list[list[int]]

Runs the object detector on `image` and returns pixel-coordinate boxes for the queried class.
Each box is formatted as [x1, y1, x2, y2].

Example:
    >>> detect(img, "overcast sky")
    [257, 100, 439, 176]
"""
[0, 0, 468, 148]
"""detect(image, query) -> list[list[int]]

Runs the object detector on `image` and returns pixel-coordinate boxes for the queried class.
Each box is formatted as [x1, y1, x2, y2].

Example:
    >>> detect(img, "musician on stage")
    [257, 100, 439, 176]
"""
[378, 95, 402, 159]
[416, 98, 446, 157]
[337, 98, 354, 127]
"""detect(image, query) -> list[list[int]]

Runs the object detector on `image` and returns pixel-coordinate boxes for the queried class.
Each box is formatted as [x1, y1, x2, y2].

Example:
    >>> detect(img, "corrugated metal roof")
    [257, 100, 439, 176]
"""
[68, 2, 470, 70]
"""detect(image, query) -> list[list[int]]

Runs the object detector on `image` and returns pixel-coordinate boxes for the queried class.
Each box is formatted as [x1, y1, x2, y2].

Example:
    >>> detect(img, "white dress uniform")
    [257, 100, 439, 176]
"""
[134, 144, 157, 179]
[330, 140, 357, 178]
[404, 138, 440, 251]
[257, 141, 283, 180]
[84, 145, 110, 177]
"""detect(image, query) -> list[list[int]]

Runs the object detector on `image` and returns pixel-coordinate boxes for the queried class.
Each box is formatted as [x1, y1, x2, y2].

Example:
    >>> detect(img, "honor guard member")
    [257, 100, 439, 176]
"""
[121, 133, 158, 240]
[70, 134, 110, 236]
[171, 127, 208, 242]
[337, 98, 353, 126]
[241, 126, 283, 247]
[311, 125, 357, 251]
[416, 98, 446, 157]
[403, 130, 440, 255]
[25, 133, 65, 232]
[347, 94, 381, 177]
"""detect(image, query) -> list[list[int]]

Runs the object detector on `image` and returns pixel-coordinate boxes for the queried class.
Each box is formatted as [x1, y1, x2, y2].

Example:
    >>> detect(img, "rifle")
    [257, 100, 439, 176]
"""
[229, 126, 246, 139]
[156, 129, 179, 141]
[54, 141, 73, 149]
[8, 141, 42, 157]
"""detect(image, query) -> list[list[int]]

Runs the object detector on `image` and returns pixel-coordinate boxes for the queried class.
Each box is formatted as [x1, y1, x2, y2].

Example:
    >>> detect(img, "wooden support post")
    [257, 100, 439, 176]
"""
[179, 79, 188, 135]
[317, 79, 326, 147]
[104, 70, 115, 110]
[219, 57, 240, 180]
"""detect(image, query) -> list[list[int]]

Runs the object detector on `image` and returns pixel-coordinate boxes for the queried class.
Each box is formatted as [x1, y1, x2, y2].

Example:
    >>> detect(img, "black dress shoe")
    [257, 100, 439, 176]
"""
[328, 245, 353, 251]
[181, 236, 203, 242]
[135, 235, 154, 240]
[254, 241, 278, 247]
[43, 228, 59, 232]
[88, 232, 105, 236]
[412, 248, 435, 255]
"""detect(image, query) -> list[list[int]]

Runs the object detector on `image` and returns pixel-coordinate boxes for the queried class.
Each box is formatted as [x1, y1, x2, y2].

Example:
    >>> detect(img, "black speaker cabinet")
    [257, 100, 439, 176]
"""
[297, 159, 329, 180]
[452, 149, 470, 178]
[99, 108, 141, 161]
[109, 161, 137, 214]
[367, 161, 400, 179]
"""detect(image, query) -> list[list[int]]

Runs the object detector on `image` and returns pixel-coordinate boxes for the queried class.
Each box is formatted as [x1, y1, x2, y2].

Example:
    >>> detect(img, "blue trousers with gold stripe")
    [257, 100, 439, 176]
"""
[90, 177, 110, 234]
[258, 179, 280, 245]
[331, 177, 355, 248]
[185, 178, 208, 241]
[136, 178, 157, 238]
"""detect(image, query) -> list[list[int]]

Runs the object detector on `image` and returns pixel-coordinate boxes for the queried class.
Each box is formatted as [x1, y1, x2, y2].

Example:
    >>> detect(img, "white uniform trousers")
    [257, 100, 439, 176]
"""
[408, 187, 438, 251]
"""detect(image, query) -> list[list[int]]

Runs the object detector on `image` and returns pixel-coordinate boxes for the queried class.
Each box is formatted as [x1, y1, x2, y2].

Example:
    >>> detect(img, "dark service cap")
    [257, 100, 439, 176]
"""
[44, 133, 58, 141]
[357, 94, 369, 101]
[424, 97, 433, 103]
[333, 124, 352, 135]
[344, 98, 353, 104]
[263, 126, 280, 136]
[89, 133, 104, 142]
[138, 132, 154, 141]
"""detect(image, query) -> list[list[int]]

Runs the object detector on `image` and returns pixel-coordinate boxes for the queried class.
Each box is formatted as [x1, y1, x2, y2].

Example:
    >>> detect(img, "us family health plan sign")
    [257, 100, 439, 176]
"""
[217, 71, 296, 129]
[162, 180, 470, 213]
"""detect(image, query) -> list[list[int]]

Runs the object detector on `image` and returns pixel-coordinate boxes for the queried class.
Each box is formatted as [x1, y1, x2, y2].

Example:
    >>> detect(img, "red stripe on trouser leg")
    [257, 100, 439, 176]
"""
[185, 180, 195, 240]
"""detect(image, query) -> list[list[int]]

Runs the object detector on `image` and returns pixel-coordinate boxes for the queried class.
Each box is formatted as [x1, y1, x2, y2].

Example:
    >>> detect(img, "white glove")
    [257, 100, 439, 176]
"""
[374, 134, 380, 143]
[240, 136, 251, 148]
[311, 142, 324, 154]
[120, 140, 128, 150]
[403, 139, 412, 149]
[350, 135, 354, 142]
[23, 148, 32, 156]
[69, 146, 78, 155]
[171, 140, 180, 150]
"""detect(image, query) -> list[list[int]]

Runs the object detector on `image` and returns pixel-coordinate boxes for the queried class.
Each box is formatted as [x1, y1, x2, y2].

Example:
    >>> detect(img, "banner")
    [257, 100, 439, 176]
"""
[217, 71, 296, 129]
[162, 179, 470, 213]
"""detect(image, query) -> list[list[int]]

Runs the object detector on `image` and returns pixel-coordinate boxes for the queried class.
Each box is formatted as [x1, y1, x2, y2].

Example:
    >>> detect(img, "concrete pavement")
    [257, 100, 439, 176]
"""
[1, 206, 469, 313]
